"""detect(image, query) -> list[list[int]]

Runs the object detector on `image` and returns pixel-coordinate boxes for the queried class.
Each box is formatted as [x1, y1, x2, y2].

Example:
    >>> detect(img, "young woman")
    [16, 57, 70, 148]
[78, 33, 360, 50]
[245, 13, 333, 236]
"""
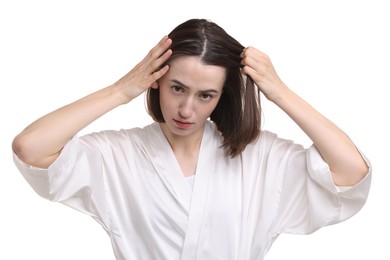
[12, 18, 371, 259]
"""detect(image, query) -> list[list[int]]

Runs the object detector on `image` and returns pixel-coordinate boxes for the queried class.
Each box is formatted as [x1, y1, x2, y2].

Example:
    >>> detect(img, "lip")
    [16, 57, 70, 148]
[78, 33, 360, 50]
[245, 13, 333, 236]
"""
[173, 119, 193, 129]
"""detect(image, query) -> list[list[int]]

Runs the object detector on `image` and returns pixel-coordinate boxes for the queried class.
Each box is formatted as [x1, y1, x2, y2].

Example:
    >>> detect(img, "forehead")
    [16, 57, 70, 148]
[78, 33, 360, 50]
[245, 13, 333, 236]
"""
[166, 56, 226, 91]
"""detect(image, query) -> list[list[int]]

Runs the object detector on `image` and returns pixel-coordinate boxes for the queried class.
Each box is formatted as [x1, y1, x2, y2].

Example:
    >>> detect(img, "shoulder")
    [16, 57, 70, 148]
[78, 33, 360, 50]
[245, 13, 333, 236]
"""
[78, 122, 159, 147]
[258, 130, 300, 148]
[242, 129, 304, 158]
[247, 129, 282, 148]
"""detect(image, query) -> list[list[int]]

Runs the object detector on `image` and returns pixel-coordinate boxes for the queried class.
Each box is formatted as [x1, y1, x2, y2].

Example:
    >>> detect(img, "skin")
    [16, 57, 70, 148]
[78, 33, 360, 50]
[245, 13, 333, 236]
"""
[241, 47, 368, 185]
[12, 36, 368, 186]
[12, 36, 173, 168]
[158, 56, 225, 176]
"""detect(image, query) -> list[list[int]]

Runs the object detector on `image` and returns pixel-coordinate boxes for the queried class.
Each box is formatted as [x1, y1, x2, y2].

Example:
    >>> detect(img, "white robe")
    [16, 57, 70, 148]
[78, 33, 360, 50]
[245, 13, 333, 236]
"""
[13, 121, 372, 260]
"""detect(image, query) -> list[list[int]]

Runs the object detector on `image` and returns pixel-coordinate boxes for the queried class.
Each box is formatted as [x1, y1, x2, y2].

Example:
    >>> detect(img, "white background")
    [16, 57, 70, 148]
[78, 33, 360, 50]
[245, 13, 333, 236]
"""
[1, 0, 389, 259]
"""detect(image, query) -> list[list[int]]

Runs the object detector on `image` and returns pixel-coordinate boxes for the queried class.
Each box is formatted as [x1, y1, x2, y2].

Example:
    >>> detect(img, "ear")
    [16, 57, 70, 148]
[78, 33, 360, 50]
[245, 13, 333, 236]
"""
[150, 82, 159, 89]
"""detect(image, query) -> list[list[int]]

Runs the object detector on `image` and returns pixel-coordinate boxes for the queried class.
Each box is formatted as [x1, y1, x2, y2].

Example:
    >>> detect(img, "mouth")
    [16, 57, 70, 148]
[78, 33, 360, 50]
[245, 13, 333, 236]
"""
[173, 119, 193, 129]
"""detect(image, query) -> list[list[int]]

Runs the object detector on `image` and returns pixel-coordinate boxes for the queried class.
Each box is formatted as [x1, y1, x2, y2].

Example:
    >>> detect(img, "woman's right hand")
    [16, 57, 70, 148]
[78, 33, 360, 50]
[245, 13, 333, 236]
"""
[12, 36, 172, 168]
[113, 36, 172, 103]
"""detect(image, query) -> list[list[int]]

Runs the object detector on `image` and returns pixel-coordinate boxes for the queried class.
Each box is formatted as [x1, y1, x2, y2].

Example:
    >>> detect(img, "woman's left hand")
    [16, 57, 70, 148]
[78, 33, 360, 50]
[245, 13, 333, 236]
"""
[241, 48, 368, 186]
[241, 47, 286, 101]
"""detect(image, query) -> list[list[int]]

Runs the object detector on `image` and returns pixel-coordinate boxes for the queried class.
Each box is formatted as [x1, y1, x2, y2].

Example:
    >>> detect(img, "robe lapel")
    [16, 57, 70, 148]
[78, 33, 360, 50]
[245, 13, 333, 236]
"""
[180, 121, 219, 259]
[142, 123, 192, 212]
[141, 121, 220, 259]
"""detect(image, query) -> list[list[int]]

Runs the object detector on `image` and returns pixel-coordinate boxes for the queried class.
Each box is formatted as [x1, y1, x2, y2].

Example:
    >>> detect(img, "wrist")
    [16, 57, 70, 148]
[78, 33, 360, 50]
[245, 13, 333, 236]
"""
[264, 83, 290, 104]
[109, 82, 135, 105]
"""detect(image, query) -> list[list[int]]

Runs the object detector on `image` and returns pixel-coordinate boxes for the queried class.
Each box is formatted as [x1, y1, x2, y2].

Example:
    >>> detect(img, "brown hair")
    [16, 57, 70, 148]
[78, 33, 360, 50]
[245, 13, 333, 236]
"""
[146, 18, 261, 157]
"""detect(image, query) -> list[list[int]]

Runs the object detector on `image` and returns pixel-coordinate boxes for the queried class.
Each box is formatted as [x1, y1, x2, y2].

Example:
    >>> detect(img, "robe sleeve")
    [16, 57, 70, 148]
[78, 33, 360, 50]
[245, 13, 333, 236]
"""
[266, 135, 372, 235]
[13, 134, 111, 232]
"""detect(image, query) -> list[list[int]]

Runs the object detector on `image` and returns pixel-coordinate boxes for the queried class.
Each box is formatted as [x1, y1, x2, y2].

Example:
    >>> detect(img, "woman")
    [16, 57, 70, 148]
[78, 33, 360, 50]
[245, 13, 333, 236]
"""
[12, 18, 371, 259]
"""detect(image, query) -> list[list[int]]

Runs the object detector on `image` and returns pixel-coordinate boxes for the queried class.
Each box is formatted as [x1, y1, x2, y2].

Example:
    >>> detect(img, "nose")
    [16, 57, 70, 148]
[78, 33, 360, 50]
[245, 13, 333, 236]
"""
[179, 97, 193, 118]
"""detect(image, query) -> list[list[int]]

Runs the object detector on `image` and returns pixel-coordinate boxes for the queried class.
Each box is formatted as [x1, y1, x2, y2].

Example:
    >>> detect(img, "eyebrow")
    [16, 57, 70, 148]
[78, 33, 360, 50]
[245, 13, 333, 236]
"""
[170, 79, 220, 93]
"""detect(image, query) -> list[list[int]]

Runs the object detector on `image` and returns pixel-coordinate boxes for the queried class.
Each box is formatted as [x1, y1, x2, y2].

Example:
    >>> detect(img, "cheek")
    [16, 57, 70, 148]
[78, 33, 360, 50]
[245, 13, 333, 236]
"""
[159, 89, 175, 114]
[202, 99, 221, 118]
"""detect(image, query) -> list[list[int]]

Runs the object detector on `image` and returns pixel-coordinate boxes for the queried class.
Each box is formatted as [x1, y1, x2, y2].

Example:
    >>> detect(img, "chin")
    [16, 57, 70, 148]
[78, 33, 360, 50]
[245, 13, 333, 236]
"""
[169, 123, 197, 136]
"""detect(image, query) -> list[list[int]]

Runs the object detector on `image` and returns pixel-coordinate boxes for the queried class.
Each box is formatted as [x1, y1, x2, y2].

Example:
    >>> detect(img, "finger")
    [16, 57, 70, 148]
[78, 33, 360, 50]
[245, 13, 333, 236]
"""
[241, 55, 261, 71]
[157, 48, 173, 68]
[149, 48, 172, 74]
[242, 65, 256, 78]
[148, 65, 169, 89]
[241, 46, 268, 63]
[149, 36, 172, 60]
[240, 48, 246, 58]
[150, 64, 170, 85]
[140, 37, 171, 74]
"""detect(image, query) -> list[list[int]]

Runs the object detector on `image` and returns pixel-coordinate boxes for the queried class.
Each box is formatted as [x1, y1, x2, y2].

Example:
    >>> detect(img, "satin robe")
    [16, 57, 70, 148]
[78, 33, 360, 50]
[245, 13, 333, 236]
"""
[14, 121, 371, 260]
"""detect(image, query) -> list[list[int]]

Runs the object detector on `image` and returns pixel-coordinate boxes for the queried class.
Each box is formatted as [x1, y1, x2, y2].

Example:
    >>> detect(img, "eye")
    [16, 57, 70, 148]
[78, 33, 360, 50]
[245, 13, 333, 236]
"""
[171, 85, 184, 94]
[199, 93, 213, 101]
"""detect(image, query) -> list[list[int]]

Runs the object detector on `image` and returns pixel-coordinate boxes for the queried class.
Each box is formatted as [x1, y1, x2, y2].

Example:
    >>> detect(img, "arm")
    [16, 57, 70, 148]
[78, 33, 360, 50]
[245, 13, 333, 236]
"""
[12, 36, 172, 169]
[241, 47, 368, 186]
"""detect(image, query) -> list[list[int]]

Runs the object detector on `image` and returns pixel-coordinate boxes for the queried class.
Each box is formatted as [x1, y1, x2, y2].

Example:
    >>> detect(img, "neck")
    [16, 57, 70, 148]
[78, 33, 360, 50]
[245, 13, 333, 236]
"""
[159, 123, 204, 156]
